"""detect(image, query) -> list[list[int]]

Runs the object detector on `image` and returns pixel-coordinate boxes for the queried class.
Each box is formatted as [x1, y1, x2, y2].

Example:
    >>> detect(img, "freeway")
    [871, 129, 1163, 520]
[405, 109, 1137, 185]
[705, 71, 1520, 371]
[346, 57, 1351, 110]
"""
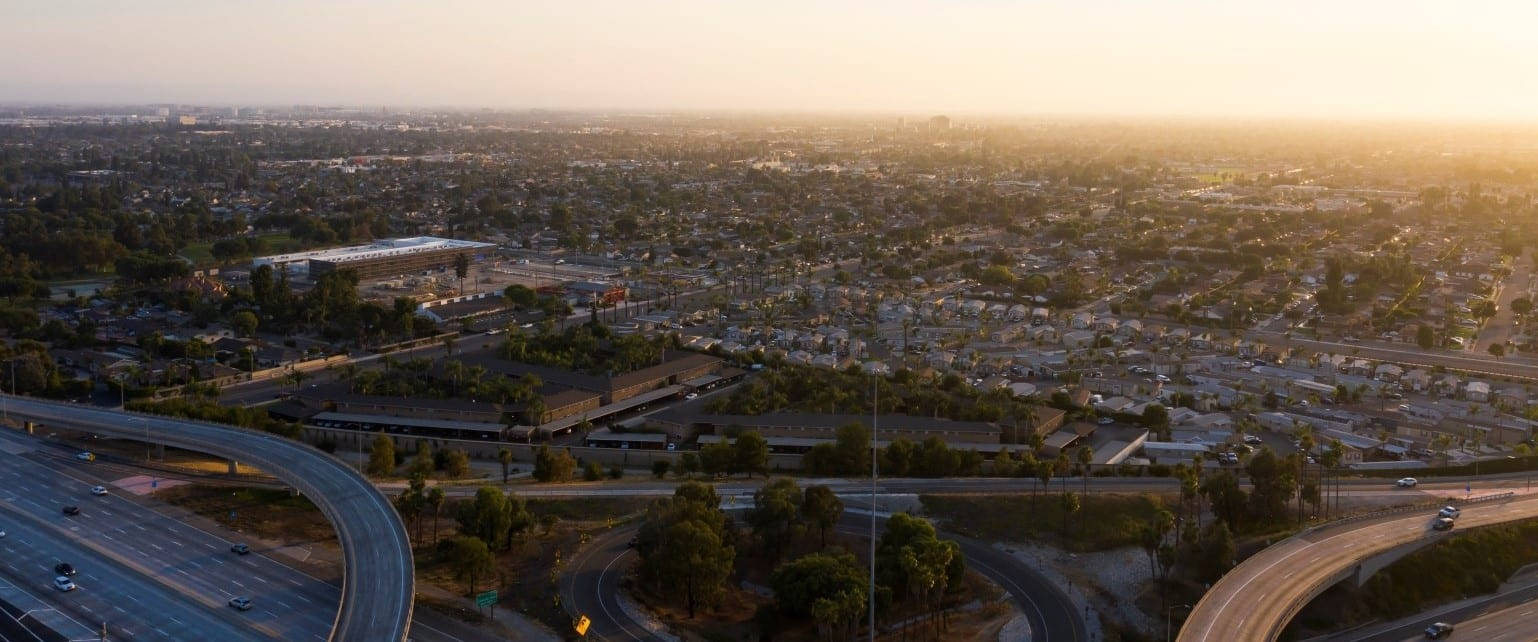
[0, 430, 335, 640]
[1178, 494, 1538, 642]
[0, 395, 414, 642]
[0, 428, 547, 642]
[0, 501, 264, 641]
[560, 510, 1086, 642]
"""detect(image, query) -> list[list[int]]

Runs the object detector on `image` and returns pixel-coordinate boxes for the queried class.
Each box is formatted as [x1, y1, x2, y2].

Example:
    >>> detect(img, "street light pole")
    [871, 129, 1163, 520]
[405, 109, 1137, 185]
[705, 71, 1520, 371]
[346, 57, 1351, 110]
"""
[868, 298, 879, 642]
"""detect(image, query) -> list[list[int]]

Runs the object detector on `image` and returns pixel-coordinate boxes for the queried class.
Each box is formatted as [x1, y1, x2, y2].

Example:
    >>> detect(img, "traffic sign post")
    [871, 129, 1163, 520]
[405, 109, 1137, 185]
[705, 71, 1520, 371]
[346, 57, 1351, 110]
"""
[476, 589, 497, 620]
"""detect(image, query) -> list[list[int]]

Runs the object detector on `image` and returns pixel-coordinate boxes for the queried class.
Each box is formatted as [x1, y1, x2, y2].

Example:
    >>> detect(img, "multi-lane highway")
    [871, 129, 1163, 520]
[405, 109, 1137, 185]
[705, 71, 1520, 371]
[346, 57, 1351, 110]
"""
[1179, 494, 1538, 642]
[0, 395, 414, 642]
[0, 428, 520, 642]
[560, 510, 1086, 642]
[0, 500, 265, 641]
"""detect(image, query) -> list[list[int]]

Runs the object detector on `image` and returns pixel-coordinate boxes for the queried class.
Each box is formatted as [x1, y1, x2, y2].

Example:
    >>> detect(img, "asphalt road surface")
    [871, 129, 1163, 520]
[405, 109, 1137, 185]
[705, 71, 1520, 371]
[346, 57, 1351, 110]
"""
[1179, 494, 1538, 642]
[0, 395, 414, 642]
[0, 427, 531, 642]
[561, 510, 1086, 642]
[0, 501, 264, 641]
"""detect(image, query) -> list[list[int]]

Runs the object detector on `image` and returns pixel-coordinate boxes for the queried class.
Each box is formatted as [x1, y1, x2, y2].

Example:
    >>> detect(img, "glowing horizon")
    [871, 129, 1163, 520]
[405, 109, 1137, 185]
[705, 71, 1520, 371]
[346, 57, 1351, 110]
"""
[6, 0, 1538, 122]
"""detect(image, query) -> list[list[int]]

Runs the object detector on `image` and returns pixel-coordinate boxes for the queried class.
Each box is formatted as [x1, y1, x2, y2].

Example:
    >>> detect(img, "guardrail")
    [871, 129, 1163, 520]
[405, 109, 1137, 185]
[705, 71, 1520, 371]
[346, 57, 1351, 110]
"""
[1262, 490, 1519, 641]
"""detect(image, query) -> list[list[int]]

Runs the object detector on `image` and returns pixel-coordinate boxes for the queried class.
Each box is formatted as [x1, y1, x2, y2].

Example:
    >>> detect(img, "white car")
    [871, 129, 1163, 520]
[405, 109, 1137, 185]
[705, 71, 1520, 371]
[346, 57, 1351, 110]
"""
[75, 452, 95, 462]
[1396, 477, 1419, 488]
[90, 486, 108, 496]
[53, 576, 76, 592]
[1438, 506, 1461, 519]
[685, 393, 698, 400]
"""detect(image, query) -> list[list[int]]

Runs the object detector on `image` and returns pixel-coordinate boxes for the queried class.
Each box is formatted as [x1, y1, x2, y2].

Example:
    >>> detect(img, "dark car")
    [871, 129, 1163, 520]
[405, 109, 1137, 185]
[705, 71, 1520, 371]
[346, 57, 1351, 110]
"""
[230, 543, 251, 555]
[1424, 622, 1454, 639]
[1432, 517, 1455, 531]
[54, 563, 76, 576]
[61, 505, 80, 516]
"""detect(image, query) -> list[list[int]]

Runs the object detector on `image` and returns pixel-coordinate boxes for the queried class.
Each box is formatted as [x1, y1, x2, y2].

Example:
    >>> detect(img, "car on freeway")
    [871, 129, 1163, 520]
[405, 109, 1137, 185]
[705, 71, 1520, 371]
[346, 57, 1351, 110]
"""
[228, 597, 253, 611]
[61, 505, 80, 516]
[230, 543, 251, 555]
[0, 529, 5, 538]
[685, 393, 699, 400]
[1244, 435, 1263, 445]
[89, 486, 108, 496]
[75, 452, 95, 462]
[1432, 517, 1455, 531]
[1396, 477, 1419, 488]
[53, 577, 76, 592]
[1438, 506, 1461, 519]
[54, 563, 76, 576]
[1424, 622, 1454, 638]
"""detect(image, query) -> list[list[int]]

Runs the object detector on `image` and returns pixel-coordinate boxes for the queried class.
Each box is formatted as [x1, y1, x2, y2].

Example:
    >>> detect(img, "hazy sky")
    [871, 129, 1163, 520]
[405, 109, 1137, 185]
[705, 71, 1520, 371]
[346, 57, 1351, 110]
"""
[5, 0, 1537, 120]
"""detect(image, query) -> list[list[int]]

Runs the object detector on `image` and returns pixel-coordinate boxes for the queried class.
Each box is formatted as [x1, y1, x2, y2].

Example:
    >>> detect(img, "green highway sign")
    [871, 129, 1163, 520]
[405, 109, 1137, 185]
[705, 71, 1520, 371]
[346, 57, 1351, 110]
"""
[476, 590, 498, 608]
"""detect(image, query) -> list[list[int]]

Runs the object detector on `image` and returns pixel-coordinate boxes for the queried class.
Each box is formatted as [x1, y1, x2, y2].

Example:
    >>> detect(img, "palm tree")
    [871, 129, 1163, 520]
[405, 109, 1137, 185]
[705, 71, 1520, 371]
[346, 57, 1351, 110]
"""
[427, 487, 446, 547]
[498, 448, 514, 483]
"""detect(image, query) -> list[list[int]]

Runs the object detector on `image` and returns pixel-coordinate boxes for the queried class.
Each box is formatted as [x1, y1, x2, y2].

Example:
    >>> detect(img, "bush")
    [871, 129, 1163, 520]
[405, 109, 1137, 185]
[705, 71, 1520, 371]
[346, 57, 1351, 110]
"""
[608, 465, 624, 479]
[652, 460, 671, 478]
[583, 461, 603, 481]
[1147, 464, 1171, 477]
[316, 438, 338, 454]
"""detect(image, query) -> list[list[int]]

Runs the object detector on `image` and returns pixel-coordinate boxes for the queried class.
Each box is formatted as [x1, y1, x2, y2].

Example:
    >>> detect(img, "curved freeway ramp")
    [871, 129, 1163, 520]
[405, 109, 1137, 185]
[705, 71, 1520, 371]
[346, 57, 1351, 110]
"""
[1179, 494, 1538, 642]
[2, 396, 413, 642]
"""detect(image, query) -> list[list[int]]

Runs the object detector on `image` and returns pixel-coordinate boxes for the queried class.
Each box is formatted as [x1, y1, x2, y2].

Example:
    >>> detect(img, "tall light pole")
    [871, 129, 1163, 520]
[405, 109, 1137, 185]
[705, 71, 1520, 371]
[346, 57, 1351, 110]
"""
[869, 295, 880, 642]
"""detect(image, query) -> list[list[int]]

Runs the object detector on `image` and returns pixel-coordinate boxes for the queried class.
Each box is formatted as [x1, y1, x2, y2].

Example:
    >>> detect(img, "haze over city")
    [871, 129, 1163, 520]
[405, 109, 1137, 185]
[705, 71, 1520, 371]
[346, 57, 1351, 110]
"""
[9, 3, 1538, 642]
[7, 0, 1538, 120]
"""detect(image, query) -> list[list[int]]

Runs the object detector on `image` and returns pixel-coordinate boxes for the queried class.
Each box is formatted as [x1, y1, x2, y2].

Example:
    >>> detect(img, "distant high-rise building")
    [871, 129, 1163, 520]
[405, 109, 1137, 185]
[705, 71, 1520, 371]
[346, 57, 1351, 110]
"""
[929, 115, 951, 130]
[155, 107, 171, 117]
[178, 115, 197, 125]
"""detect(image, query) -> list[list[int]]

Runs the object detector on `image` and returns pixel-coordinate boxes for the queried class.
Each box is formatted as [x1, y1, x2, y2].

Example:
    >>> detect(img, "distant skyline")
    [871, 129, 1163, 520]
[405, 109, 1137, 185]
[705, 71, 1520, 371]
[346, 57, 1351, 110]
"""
[5, 0, 1538, 122]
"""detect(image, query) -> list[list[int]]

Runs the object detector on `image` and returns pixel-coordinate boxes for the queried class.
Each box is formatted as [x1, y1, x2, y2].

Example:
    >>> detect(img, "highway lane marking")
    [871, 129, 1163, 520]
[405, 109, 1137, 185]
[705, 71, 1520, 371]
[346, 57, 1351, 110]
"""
[252, 576, 267, 584]
[169, 616, 185, 626]
[597, 548, 645, 641]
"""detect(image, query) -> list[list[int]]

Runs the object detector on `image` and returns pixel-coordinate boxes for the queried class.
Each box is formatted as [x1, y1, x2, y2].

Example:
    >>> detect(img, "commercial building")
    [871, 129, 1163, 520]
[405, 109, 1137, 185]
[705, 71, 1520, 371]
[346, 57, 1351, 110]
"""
[254, 236, 494, 281]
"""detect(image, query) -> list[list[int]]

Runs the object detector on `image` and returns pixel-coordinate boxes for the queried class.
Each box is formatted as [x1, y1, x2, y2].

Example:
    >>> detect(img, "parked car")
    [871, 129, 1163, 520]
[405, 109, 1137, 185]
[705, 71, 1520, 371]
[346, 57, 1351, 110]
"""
[1097, 417, 1114, 425]
[1432, 517, 1455, 531]
[1438, 506, 1461, 519]
[1424, 622, 1454, 639]
[1396, 477, 1419, 488]
[1244, 435, 1263, 445]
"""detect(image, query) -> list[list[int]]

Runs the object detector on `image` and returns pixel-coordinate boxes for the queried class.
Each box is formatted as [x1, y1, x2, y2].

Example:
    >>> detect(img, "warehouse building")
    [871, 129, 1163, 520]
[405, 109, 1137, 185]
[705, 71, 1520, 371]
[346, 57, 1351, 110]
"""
[255, 236, 495, 281]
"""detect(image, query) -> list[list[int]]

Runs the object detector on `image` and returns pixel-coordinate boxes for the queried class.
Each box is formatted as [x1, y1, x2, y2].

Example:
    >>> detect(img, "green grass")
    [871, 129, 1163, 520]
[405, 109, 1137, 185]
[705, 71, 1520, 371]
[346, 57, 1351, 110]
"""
[920, 492, 1171, 552]
[180, 232, 303, 267]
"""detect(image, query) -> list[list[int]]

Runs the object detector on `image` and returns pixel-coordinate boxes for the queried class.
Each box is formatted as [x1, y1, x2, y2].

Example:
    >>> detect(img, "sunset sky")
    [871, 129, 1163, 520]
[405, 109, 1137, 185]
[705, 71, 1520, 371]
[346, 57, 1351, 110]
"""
[6, 0, 1537, 120]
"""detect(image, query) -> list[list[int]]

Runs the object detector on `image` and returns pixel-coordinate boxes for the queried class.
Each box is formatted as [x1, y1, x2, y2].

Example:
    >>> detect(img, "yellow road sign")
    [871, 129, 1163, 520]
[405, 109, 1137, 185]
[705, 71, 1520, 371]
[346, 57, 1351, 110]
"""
[574, 615, 591, 635]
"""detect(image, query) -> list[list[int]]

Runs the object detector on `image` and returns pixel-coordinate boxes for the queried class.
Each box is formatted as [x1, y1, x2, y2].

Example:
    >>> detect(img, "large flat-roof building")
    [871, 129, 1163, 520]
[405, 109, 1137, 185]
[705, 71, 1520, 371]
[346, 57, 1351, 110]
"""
[254, 236, 495, 281]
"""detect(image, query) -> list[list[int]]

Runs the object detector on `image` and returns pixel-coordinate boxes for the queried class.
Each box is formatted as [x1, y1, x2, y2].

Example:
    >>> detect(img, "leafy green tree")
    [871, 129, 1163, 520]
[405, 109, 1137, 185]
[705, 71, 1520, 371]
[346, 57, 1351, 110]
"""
[446, 535, 495, 595]
[366, 435, 395, 477]
[653, 460, 672, 478]
[1201, 470, 1248, 531]
[1245, 448, 1296, 526]
[232, 310, 259, 337]
[748, 478, 804, 562]
[426, 487, 446, 547]
[1417, 325, 1436, 350]
[801, 485, 844, 548]
[454, 252, 471, 295]
[444, 449, 471, 479]
[411, 441, 434, 477]
[833, 423, 871, 474]
[1513, 297, 1533, 316]
[735, 431, 770, 477]
[456, 486, 513, 549]
[533, 445, 576, 482]
[700, 441, 734, 475]
[1060, 491, 1081, 540]
[635, 483, 735, 619]
[770, 551, 867, 640]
